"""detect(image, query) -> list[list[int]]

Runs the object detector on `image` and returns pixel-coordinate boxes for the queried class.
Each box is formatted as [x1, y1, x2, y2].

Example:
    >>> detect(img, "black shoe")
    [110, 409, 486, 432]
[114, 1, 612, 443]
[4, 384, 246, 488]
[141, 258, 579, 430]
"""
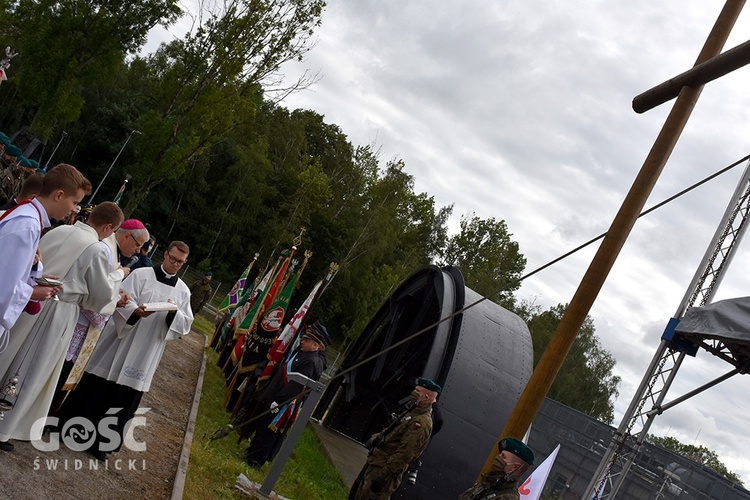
[0, 440, 14, 452]
[244, 456, 263, 469]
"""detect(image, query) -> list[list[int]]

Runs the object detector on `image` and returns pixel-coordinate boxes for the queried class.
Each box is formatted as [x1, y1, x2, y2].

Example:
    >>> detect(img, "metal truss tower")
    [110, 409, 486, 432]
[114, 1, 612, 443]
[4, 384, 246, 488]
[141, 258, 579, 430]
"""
[582, 159, 750, 499]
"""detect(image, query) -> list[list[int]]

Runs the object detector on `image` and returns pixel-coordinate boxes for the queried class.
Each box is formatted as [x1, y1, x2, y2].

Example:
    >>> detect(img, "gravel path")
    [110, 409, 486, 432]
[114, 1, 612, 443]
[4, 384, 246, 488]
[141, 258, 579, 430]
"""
[0, 330, 205, 500]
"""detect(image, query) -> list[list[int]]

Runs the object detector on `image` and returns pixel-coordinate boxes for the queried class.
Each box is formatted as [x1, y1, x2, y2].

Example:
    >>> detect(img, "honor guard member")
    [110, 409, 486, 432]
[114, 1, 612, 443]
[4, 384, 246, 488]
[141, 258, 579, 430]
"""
[349, 377, 441, 499]
[243, 321, 330, 468]
[458, 437, 535, 500]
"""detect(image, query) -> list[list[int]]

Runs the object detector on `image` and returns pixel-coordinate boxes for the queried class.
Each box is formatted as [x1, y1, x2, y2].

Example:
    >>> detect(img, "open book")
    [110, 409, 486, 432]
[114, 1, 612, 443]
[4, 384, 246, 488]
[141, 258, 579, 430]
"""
[142, 302, 179, 312]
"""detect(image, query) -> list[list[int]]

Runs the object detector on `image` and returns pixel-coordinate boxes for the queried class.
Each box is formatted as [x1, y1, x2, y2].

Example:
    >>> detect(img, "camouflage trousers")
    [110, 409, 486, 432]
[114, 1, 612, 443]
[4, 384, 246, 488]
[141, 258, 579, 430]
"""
[348, 463, 405, 500]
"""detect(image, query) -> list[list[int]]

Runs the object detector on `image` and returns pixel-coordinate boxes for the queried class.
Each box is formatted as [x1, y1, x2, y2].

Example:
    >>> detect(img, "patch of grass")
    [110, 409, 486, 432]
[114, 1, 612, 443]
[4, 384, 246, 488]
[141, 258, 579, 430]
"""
[184, 320, 349, 499]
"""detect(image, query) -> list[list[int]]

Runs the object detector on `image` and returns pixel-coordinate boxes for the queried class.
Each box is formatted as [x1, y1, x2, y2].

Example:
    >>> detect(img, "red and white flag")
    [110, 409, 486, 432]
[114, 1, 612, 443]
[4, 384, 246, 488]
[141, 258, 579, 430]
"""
[519, 444, 560, 500]
[257, 279, 323, 382]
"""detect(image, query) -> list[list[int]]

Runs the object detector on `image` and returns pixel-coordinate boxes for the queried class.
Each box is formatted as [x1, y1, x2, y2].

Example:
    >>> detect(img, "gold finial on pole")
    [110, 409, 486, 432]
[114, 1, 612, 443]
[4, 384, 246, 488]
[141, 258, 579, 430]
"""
[292, 227, 306, 249]
[326, 262, 340, 280]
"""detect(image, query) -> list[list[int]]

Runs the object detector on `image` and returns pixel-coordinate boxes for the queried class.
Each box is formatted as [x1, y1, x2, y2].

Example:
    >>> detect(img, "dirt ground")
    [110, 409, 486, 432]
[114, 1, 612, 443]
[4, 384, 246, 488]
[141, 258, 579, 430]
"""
[0, 329, 205, 500]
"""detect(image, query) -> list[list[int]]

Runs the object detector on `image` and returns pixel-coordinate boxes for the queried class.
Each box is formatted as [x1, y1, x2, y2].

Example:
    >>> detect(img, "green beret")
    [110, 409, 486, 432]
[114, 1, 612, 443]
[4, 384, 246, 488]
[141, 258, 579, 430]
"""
[0, 132, 9, 145]
[4, 144, 22, 157]
[18, 156, 32, 168]
[499, 437, 534, 465]
[416, 377, 442, 394]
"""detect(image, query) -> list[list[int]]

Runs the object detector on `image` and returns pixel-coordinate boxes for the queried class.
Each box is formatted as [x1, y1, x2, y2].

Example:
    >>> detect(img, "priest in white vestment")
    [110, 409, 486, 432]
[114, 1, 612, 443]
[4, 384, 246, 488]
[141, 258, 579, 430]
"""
[0, 203, 125, 449]
[47, 218, 149, 414]
[59, 241, 193, 460]
[0, 165, 92, 355]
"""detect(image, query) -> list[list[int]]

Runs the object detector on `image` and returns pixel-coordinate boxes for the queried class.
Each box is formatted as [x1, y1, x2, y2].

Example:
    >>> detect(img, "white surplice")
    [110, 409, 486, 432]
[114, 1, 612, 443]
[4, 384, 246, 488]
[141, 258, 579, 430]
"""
[0, 199, 50, 351]
[0, 221, 124, 441]
[85, 267, 193, 392]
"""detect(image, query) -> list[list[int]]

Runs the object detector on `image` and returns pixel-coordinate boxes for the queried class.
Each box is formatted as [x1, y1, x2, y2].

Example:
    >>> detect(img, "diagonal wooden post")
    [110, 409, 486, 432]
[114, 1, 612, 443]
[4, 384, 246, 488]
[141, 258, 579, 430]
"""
[478, 0, 746, 478]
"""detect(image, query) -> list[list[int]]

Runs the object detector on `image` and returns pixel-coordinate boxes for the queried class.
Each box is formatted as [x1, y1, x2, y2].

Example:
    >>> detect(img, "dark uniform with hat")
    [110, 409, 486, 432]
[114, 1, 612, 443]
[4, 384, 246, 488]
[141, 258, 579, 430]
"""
[350, 378, 442, 500]
[458, 437, 535, 500]
[243, 321, 330, 467]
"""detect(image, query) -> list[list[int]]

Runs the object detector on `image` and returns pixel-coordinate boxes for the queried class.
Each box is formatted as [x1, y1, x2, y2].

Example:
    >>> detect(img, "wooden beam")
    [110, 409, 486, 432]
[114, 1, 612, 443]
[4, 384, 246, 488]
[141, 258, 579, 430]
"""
[634, 38, 750, 113]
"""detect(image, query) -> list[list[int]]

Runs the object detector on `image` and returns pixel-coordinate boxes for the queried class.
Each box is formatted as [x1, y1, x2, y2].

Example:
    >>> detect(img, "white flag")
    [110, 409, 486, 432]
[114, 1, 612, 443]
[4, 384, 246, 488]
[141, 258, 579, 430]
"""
[518, 444, 560, 500]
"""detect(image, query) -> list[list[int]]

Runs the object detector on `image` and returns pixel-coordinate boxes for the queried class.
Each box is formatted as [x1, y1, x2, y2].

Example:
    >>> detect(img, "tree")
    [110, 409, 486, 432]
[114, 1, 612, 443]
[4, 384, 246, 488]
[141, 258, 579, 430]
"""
[439, 213, 526, 308]
[517, 302, 620, 424]
[122, 0, 325, 214]
[648, 435, 743, 486]
[0, 0, 181, 136]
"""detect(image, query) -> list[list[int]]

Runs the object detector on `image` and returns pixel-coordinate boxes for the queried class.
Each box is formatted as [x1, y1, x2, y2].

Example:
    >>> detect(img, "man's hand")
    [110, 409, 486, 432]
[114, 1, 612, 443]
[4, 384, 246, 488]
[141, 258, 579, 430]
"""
[118, 266, 130, 278]
[33, 248, 42, 265]
[133, 305, 156, 318]
[270, 401, 280, 414]
[116, 291, 130, 308]
[31, 274, 62, 301]
[30, 285, 59, 301]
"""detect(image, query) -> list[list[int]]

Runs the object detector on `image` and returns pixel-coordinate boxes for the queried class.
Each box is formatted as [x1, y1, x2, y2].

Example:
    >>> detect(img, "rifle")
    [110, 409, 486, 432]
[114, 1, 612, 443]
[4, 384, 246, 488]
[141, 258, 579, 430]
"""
[365, 403, 415, 452]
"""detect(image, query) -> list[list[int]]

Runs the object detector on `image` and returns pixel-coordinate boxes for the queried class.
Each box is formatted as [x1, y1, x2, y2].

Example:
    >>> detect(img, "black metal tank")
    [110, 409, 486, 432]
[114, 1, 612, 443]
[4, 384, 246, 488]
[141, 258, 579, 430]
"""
[314, 265, 533, 499]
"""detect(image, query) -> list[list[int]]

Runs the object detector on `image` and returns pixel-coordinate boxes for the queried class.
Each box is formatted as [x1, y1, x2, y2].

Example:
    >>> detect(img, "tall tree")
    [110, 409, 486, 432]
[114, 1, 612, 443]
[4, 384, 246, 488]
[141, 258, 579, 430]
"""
[122, 0, 325, 214]
[440, 213, 526, 308]
[648, 435, 743, 486]
[517, 302, 620, 424]
[0, 0, 181, 136]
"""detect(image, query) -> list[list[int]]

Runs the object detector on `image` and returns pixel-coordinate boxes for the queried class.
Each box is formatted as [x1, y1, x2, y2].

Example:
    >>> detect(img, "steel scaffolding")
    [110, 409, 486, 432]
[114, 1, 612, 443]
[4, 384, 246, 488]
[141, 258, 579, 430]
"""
[583, 159, 750, 499]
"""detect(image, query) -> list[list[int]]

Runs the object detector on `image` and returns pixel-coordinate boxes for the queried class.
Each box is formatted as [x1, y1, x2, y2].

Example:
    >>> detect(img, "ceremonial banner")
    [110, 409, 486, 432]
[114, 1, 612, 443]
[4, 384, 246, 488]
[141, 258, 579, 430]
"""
[519, 444, 560, 500]
[218, 285, 255, 345]
[235, 251, 293, 334]
[218, 261, 271, 346]
[240, 271, 300, 370]
[229, 262, 278, 338]
[257, 279, 323, 383]
[217, 258, 258, 313]
[260, 270, 298, 333]
[223, 252, 293, 408]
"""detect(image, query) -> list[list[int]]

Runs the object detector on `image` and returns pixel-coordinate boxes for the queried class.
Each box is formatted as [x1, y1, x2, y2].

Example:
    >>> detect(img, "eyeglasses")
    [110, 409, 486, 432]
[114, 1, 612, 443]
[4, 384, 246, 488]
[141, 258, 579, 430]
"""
[130, 233, 149, 250]
[166, 253, 187, 265]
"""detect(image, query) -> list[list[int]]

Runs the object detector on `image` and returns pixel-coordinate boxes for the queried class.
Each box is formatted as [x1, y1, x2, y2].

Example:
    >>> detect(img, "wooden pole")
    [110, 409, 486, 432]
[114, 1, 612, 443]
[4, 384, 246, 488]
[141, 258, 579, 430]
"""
[477, 0, 746, 478]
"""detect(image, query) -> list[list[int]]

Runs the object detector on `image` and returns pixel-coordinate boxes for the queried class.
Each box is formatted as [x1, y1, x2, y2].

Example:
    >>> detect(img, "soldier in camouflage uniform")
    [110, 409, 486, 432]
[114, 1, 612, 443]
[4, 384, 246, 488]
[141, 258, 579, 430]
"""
[458, 437, 535, 500]
[189, 271, 212, 314]
[349, 378, 442, 500]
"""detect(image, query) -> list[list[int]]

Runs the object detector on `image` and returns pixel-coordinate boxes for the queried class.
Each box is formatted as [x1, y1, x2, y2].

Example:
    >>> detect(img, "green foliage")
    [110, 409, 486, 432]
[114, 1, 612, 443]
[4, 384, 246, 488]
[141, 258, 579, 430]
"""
[647, 435, 744, 487]
[515, 302, 620, 424]
[0, 0, 181, 136]
[122, 0, 326, 213]
[440, 213, 526, 308]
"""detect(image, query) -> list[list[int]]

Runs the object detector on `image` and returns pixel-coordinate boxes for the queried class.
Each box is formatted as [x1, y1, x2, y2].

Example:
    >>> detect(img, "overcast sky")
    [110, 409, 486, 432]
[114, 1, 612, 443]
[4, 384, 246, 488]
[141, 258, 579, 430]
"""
[151, 0, 750, 485]
[267, 0, 750, 484]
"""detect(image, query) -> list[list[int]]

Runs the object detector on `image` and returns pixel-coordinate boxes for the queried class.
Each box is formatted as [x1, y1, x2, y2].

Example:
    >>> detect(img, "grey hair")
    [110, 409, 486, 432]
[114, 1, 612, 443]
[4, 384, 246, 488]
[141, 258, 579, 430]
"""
[116, 227, 149, 242]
